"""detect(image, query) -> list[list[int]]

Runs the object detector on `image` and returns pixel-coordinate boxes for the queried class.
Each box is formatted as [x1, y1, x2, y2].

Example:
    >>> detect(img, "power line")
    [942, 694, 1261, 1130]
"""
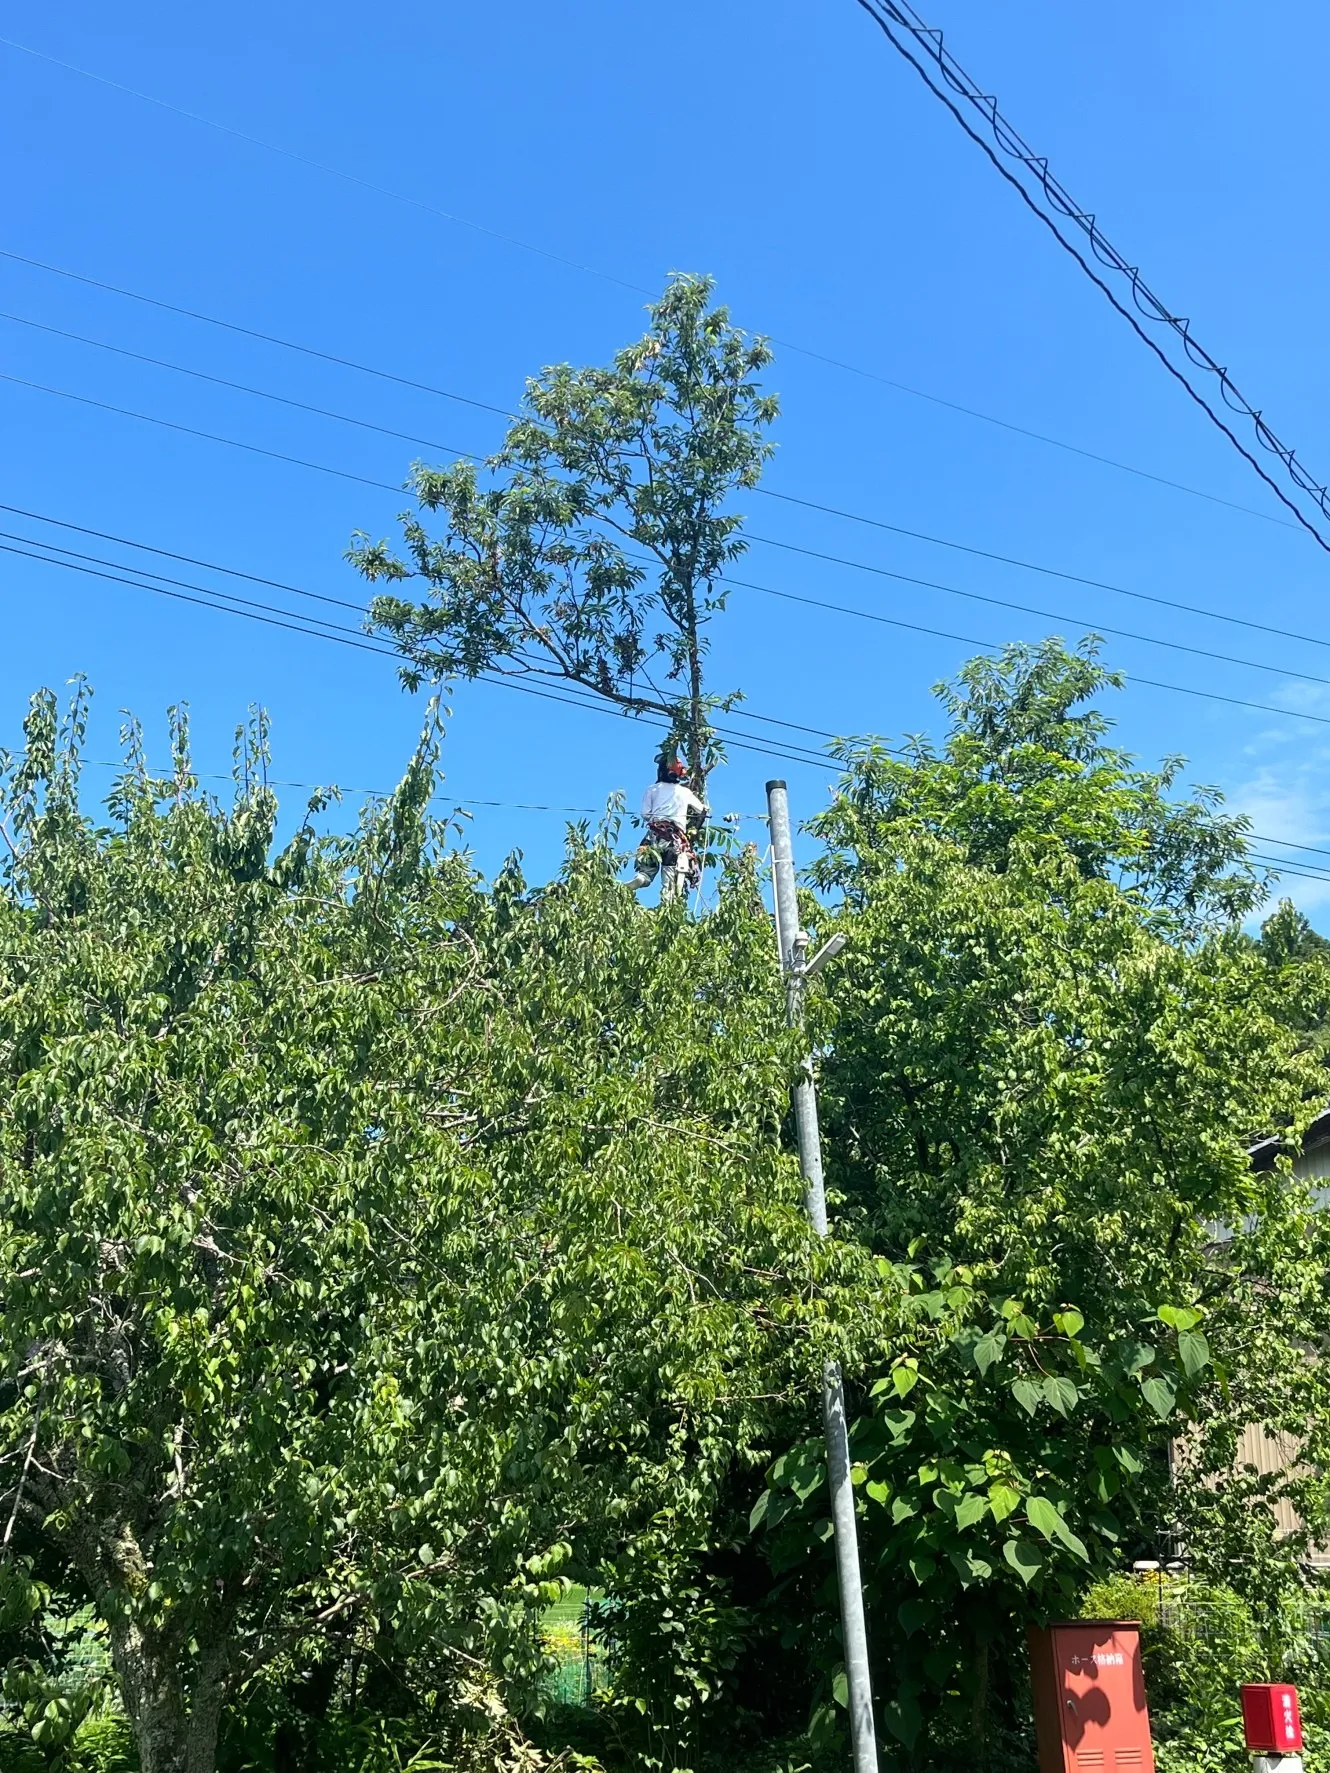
[718, 570, 1330, 731]
[1250, 834, 1330, 863]
[754, 488, 1328, 652]
[0, 518, 842, 748]
[850, 0, 1330, 551]
[0, 370, 408, 495]
[0, 501, 369, 608]
[0, 106, 1307, 539]
[0, 526, 363, 617]
[49, 752, 606, 818]
[8, 361, 1326, 709]
[0, 249, 514, 419]
[2, 243, 1301, 541]
[757, 338, 1294, 530]
[1248, 856, 1330, 887]
[0, 309, 482, 457]
[9, 486, 1330, 748]
[7, 518, 1320, 868]
[744, 531, 1330, 689]
[0, 535, 839, 774]
[5, 284, 1321, 672]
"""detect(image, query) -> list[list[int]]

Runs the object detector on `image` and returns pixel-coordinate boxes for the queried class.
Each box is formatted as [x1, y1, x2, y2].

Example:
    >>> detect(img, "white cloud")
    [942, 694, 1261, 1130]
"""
[1230, 757, 1330, 920]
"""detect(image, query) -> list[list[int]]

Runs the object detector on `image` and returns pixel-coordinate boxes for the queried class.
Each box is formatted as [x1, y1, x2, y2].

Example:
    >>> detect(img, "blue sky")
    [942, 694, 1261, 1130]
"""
[3, 0, 1330, 909]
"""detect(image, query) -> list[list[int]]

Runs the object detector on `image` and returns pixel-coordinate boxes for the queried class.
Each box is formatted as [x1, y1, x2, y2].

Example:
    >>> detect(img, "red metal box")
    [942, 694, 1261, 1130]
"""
[1029, 1622, 1155, 1773]
[1242, 1684, 1303, 1754]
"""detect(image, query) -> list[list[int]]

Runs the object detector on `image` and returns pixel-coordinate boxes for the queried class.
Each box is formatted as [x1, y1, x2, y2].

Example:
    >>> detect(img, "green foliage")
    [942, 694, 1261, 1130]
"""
[0, 686, 849, 1772]
[1080, 1573, 1260, 1761]
[1252, 898, 1330, 1062]
[749, 639, 1323, 1766]
[350, 275, 778, 782]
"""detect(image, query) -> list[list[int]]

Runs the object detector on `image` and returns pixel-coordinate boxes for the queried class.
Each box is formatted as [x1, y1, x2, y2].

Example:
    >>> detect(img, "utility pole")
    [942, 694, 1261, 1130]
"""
[766, 778, 878, 1773]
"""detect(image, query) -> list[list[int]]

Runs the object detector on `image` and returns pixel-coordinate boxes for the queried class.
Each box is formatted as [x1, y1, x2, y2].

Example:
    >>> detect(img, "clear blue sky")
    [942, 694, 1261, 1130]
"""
[3, 0, 1329, 909]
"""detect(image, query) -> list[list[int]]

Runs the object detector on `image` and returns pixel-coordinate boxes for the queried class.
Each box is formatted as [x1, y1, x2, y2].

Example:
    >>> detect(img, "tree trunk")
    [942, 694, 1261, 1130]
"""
[684, 580, 705, 790]
[965, 1605, 994, 1772]
[109, 1616, 228, 1773]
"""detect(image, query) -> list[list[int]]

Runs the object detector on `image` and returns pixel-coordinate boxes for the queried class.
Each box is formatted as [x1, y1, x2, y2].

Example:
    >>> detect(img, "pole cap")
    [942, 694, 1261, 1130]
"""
[765, 778, 787, 792]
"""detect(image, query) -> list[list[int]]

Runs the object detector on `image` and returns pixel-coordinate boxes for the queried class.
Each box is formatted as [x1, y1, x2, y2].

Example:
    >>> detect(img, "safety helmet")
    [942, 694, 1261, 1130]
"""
[665, 758, 687, 779]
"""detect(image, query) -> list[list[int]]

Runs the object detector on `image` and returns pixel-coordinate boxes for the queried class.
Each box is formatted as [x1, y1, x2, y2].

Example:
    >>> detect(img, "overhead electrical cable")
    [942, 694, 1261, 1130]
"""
[0, 310, 484, 456]
[0, 537, 840, 771]
[10, 535, 1318, 872]
[4, 369, 1322, 696]
[1, 526, 838, 746]
[5, 516, 1317, 862]
[0, 67, 1305, 535]
[0, 501, 378, 607]
[0, 370, 408, 495]
[742, 533, 1330, 689]
[715, 573, 1330, 731]
[0, 249, 514, 418]
[1248, 852, 1330, 882]
[1248, 863, 1330, 888]
[1250, 834, 1330, 862]
[849, 0, 1330, 551]
[753, 488, 1330, 652]
[7, 495, 1330, 742]
[4, 295, 1318, 663]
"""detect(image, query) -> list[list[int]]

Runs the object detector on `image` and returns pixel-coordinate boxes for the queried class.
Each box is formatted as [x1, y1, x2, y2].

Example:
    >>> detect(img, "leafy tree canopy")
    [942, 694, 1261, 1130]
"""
[0, 685, 860, 1773]
[750, 640, 1326, 1764]
[811, 637, 1265, 936]
[350, 275, 778, 784]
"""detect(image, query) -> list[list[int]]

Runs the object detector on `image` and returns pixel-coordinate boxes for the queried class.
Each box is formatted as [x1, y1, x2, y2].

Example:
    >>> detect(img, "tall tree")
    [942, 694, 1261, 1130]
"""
[0, 687, 844, 1772]
[350, 274, 778, 787]
[752, 640, 1324, 1766]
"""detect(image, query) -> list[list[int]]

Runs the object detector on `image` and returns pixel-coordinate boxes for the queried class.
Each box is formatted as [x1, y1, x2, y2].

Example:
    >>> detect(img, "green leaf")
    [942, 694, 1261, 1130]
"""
[749, 1490, 770, 1532]
[1042, 1376, 1079, 1417]
[1120, 1339, 1157, 1375]
[1053, 1308, 1084, 1338]
[974, 1332, 1006, 1376]
[1026, 1496, 1089, 1560]
[1003, 1539, 1044, 1585]
[865, 1480, 890, 1505]
[1158, 1305, 1201, 1333]
[892, 1365, 920, 1398]
[1177, 1330, 1210, 1378]
[1141, 1377, 1177, 1420]
[988, 1483, 1021, 1522]
[954, 1492, 988, 1531]
[832, 1669, 849, 1709]
[897, 1597, 934, 1635]
[1012, 1378, 1042, 1417]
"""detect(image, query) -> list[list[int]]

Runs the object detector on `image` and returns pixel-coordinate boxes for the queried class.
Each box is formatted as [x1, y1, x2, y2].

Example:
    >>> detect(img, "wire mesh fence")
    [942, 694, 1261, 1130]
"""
[542, 1590, 607, 1710]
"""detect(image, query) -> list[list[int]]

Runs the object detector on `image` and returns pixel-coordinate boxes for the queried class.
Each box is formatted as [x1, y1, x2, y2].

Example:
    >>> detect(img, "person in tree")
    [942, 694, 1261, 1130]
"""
[632, 756, 708, 901]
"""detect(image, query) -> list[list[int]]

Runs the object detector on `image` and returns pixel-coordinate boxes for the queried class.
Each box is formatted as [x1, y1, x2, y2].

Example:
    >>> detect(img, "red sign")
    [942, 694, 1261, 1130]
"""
[1029, 1622, 1156, 1773]
[1241, 1684, 1303, 1754]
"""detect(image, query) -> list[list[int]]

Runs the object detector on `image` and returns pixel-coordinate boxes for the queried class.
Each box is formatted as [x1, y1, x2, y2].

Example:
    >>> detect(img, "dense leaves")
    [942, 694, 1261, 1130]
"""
[749, 641, 1325, 1765]
[0, 688, 851, 1773]
[350, 276, 778, 783]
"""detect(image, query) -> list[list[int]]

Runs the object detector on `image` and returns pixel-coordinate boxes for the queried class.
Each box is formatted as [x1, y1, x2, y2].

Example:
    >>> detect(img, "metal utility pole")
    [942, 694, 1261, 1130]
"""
[767, 778, 878, 1773]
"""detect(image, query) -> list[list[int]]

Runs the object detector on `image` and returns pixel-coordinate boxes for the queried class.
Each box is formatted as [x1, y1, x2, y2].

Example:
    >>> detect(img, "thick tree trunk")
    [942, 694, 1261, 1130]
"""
[965, 1604, 995, 1773]
[109, 1616, 228, 1773]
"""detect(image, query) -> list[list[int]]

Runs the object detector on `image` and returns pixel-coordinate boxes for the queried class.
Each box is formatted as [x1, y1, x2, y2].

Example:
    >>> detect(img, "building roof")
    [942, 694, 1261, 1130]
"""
[1249, 1106, 1330, 1173]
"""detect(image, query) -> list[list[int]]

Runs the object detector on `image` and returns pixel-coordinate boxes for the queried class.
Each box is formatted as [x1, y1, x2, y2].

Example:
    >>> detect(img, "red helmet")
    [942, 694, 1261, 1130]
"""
[665, 758, 687, 780]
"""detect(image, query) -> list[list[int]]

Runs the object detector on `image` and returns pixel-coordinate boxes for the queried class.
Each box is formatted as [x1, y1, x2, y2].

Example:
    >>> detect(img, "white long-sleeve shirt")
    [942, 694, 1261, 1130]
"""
[641, 781, 707, 828]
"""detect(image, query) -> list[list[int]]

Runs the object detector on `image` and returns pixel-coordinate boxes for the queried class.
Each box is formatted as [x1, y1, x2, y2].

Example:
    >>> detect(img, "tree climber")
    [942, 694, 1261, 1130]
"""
[631, 756, 708, 902]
